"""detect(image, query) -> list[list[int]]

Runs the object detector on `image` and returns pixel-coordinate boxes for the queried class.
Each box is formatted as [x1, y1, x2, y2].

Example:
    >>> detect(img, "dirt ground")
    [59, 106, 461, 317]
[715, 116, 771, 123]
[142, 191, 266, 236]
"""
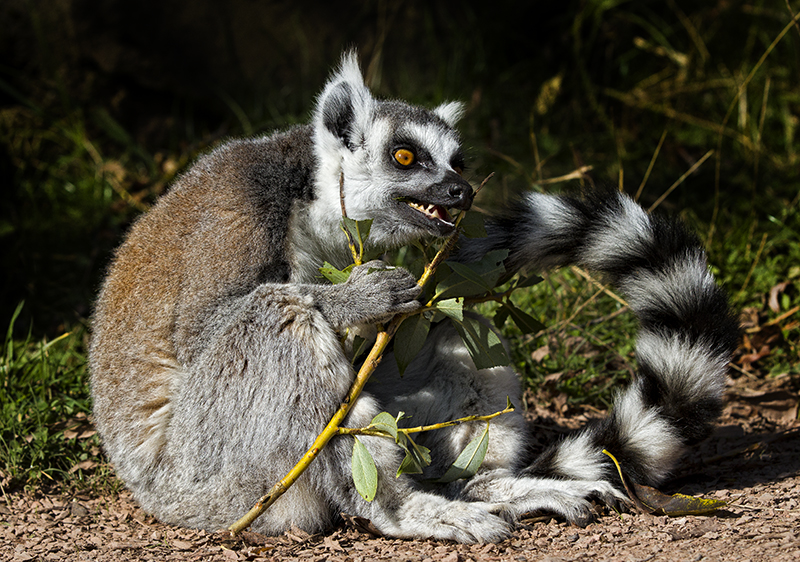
[2, 373, 798, 562]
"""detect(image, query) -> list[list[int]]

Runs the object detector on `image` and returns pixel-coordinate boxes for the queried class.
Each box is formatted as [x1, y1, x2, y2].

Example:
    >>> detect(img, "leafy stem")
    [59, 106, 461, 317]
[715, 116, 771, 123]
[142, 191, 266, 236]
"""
[337, 400, 515, 438]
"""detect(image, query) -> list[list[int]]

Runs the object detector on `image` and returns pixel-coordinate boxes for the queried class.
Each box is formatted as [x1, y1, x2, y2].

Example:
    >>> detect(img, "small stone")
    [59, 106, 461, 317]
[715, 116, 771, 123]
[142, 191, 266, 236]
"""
[70, 502, 89, 518]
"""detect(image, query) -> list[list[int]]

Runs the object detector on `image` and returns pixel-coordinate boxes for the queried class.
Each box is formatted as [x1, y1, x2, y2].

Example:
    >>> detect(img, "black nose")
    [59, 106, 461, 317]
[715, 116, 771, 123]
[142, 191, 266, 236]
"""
[447, 173, 474, 209]
[428, 171, 475, 211]
[449, 183, 468, 199]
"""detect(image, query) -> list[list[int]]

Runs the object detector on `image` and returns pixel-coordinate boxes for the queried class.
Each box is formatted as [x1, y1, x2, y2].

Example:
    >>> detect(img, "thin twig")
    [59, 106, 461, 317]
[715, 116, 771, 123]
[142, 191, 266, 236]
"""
[727, 361, 758, 380]
[666, 0, 710, 62]
[648, 150, 714, 212]
[570, 266, 628, 308]
[719, 10, 800, 136]
[530, 122, 542, 182]
[338, 403, 515, 438]
[562, 285, 611, 327]
[702, 428, 800, 465]
[475, 172, 495, 197]
[736, 232, 768, 302]
[787, 0, 800, 38]
[338, 171, 362, 265]
[635, 130, 667, 201]
[339, 170, 347, 218]
[744, 305, 800, 333]
[753, 75, 771, 190]
[534, 166, 593, 186]
[524, 305, 630, 346]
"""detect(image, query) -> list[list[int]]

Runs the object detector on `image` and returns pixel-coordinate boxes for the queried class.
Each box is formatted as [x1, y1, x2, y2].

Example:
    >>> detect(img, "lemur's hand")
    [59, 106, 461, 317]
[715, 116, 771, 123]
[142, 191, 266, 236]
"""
[350, 259, 422, 320]
[313, 260, 421, 330]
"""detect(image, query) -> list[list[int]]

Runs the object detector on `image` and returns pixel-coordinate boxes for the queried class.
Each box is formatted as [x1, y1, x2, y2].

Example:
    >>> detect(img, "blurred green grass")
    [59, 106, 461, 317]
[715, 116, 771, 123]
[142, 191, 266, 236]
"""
[1, 1, 798, 489]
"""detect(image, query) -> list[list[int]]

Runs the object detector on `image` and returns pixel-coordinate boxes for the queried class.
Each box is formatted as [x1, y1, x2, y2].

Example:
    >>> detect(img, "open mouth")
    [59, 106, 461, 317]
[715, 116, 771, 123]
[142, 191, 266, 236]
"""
[405, 200, 455, 227]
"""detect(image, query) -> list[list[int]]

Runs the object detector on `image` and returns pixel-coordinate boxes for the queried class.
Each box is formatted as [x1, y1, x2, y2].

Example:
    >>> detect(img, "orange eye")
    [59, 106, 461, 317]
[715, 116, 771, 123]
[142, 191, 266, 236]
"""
[393, 148, 415, 167]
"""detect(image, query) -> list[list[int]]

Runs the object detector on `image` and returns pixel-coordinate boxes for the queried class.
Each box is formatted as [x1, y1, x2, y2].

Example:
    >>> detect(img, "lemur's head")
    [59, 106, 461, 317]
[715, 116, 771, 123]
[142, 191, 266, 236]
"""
[313, 52, 473, 249]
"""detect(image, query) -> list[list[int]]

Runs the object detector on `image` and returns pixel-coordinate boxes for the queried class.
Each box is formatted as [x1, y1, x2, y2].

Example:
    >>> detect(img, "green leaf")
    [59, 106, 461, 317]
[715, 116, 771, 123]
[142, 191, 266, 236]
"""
[395, 433, 432, 477]
[341, 217, 373, 260]
[408, 436, 431, 466]
[434, 250, 509, 301]
[319, 262, 352, 284]
[445, 262, 494, 293]
[6, 301, 25, 355]
[352, 437, 378, 501]
[396, 450, 424, 476]
[493, 304, 510, 330]
[394, 314, 432, 376]
[432, 298, 464, 322]
[411, 239, 429, 258]
[341, 217, 373, 243]
[350, 335, 369, 364]
[451, 315, 510, 370]
[368, 412, 398, 440]
[503, 302, 545, 334]
[458, 211, 487, 238]
[515, 273, 544, 289]
[436, 422, 490, 483]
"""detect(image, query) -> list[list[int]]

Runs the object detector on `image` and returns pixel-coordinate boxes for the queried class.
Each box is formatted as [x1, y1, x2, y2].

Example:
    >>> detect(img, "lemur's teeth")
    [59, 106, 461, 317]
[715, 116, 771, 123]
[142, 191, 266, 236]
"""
[407, 201, 452, 223]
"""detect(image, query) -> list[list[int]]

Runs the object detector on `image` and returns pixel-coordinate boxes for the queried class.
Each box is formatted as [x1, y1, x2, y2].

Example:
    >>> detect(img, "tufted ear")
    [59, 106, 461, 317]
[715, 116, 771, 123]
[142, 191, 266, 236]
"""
[315, 51, 374, 150]
[433, 101, 466, 128]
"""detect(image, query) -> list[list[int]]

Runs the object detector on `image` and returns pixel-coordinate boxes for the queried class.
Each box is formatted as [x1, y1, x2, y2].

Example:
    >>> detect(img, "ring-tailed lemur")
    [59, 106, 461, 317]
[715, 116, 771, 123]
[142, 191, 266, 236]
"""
[90, 52, 738, 543]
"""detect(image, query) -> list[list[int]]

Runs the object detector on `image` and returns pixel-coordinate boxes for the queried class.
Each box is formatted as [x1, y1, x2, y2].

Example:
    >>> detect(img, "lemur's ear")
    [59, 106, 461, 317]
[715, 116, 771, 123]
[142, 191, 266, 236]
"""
[316, 51, 373, 150]
[433, 101, 466, 128]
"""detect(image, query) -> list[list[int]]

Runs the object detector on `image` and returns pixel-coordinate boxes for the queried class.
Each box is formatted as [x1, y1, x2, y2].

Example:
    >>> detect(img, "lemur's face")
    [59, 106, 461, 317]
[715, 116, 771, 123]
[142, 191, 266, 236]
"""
[349, 102, 473, 243]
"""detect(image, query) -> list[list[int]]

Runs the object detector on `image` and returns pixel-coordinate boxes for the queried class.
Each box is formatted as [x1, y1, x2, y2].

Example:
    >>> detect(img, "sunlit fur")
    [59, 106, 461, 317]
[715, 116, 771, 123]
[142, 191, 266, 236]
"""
[90, 53, 737, 543]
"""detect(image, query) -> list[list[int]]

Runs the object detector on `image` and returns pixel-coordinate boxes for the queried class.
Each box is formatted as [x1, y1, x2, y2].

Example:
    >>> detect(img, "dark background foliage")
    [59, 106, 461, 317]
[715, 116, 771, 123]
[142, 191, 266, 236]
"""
[2, 0, 798, 334]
